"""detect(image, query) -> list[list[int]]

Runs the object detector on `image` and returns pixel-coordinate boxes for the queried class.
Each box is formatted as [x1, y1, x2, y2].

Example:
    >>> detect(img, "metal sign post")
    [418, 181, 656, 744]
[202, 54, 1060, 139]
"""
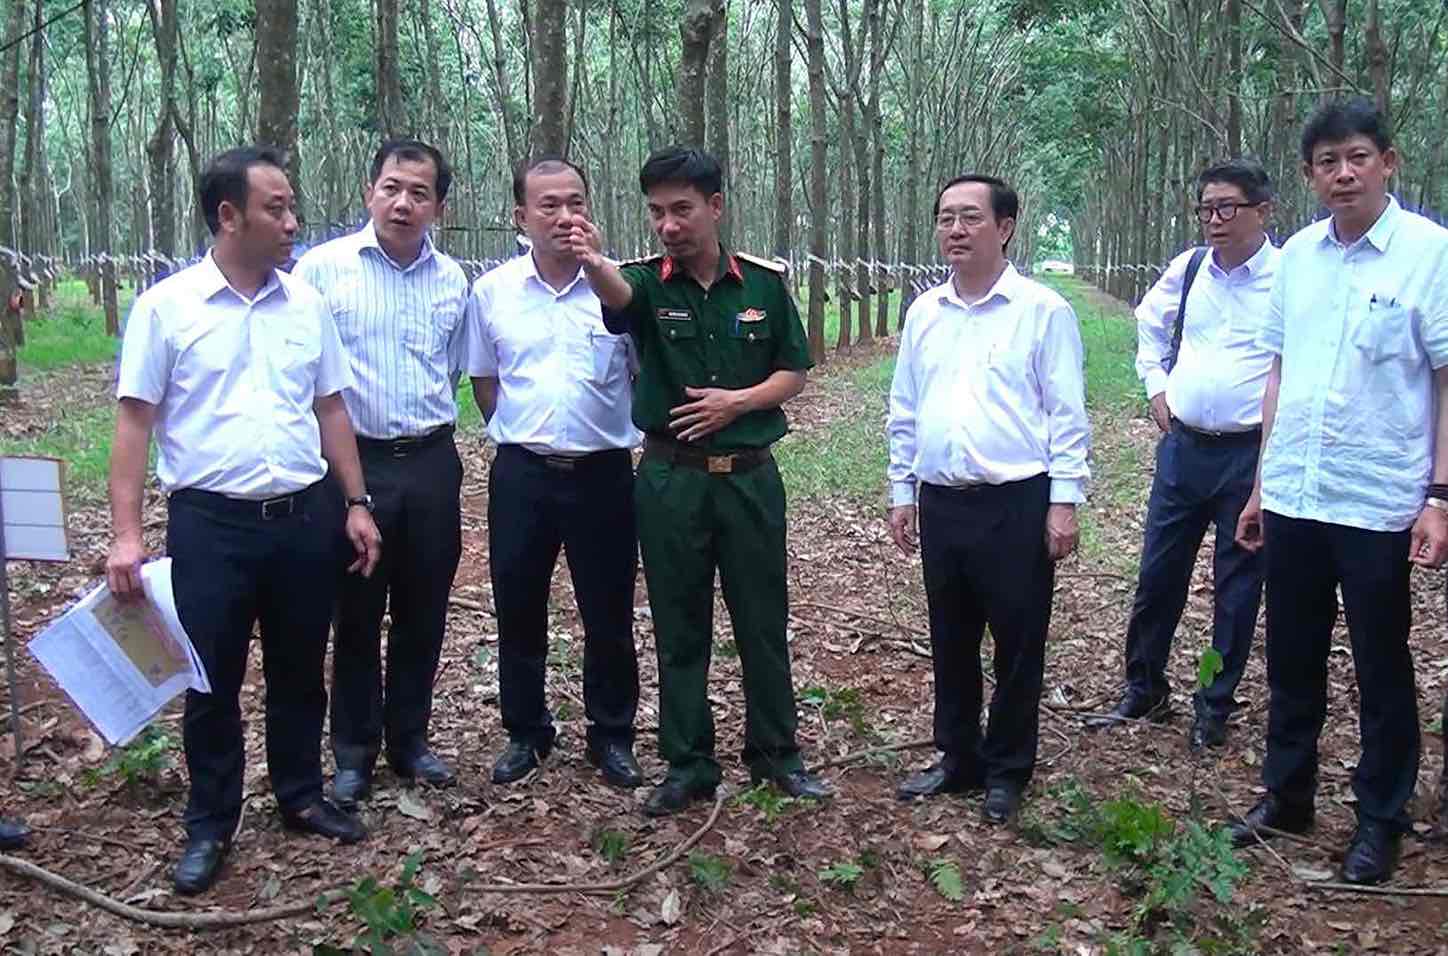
[0, 483, 21, 762]
[0, 455, 72, 765]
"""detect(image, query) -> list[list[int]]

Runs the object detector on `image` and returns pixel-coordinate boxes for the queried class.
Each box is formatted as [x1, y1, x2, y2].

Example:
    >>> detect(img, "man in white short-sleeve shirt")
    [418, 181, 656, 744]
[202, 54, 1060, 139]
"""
[106, 147, 382, 896]
[1227, 99, 1448, 886]
[466, 156, 643, 789]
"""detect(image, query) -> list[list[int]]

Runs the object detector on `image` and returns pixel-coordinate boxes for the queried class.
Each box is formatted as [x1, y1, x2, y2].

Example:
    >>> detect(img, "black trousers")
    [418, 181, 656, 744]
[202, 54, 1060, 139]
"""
[919, 474, 1055, 788]
[489, 444, 639, 749]
[1123, 425, 1263, 718]
[331, 431, 463, 772]
[167, 481, 343, 842]
[1260, 512, 1419, 830]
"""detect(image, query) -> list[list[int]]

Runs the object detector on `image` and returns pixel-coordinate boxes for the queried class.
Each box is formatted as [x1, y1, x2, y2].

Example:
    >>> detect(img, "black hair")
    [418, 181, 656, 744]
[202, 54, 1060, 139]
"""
[638, 147, 723, 197]
[933, 173, 1019, 249]
[370, 138, 452, 202]
[1300, 97, 1393, 164]
[512, 155, 591, 204]
[1196, 158, 1273, 204]
[932, 173, 1019, 222]
[199, 146, 288, 236]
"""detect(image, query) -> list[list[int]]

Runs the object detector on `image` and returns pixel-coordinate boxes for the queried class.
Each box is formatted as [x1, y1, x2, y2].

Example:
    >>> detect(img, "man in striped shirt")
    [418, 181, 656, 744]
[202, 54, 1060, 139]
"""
[294, 139, 470, 807]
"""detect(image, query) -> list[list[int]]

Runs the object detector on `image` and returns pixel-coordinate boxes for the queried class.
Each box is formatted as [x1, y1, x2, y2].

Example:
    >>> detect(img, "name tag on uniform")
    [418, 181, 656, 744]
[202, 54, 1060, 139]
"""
[657, 309, 692, 322]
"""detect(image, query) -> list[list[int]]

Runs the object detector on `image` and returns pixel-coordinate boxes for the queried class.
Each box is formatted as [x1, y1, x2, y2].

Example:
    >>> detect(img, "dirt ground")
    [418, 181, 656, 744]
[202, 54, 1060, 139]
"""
[1, 331, 1446, 955]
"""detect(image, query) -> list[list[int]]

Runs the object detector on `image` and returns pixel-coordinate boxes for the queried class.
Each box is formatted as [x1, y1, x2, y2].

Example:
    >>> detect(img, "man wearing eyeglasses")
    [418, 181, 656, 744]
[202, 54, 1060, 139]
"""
[886, 174, 1090, 825]
[1088, 160, 1278, 752]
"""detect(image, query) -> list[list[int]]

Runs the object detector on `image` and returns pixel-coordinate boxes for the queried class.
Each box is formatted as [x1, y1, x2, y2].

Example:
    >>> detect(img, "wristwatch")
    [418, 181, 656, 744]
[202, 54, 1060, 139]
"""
[1425, 497, 1448, 513]
[346, 493, 375, 512]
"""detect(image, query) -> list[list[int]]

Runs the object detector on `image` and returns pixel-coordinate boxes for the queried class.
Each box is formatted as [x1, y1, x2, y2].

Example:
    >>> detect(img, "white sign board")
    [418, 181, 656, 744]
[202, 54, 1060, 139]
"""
[0, 455, 71, 562]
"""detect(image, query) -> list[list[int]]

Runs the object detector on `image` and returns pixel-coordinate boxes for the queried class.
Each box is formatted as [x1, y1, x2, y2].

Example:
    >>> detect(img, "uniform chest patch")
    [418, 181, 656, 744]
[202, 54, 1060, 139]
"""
[736, 309, 767, 323]
[657, 309, 692, 322]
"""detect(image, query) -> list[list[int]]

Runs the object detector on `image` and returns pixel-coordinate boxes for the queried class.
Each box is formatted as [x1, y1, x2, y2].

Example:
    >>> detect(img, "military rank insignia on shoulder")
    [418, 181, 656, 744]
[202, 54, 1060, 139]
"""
[736, 252, 789, 274]
[616, 254, 664, 269]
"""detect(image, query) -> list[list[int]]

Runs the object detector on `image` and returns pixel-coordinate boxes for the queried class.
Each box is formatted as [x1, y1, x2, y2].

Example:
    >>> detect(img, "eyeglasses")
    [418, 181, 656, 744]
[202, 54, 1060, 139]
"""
[1194, 202, 1262, 224]
[935, 210, 990, 230]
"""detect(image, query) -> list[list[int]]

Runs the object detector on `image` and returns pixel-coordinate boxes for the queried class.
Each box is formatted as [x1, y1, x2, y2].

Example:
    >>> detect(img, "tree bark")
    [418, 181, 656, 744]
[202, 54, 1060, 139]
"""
[146, 0, 179, 272]
[531, 0, 570, 155]
[1364, 0, 1390, 123]
[483, 0, 521, 167]
[375, 0, 403, 137]
[803, 0, 827, 363]
[676, 0, 718, 146]
[82, 0, 118, 334]
[771, 0, 791, 258]
[0, 0, 22, 387]
[19, 0, 47, 312]
[705, 0, 730, 240]
[898, 0, 923, 327]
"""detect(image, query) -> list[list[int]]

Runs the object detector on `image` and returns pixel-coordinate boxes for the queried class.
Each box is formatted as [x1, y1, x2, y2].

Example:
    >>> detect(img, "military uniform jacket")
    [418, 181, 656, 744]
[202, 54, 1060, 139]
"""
[601, 249, 814, 453]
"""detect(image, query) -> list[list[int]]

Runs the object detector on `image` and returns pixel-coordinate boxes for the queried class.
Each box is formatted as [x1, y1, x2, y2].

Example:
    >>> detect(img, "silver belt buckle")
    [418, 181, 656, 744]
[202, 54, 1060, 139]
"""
[261, 495, 294, 520]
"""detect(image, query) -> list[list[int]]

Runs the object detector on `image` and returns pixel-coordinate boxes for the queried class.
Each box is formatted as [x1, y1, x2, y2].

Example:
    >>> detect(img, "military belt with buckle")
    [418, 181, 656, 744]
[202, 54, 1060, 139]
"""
[643, 435, 771, 476]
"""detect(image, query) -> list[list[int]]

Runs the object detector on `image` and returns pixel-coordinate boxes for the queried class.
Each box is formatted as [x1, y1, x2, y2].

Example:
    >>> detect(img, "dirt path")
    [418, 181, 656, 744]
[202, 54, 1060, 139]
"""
[1, 330, 1445, 954]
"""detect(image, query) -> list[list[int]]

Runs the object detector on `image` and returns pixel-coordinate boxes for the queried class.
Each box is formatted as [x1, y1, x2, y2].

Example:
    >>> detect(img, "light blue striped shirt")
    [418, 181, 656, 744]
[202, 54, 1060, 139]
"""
[293, 222, 470, 439]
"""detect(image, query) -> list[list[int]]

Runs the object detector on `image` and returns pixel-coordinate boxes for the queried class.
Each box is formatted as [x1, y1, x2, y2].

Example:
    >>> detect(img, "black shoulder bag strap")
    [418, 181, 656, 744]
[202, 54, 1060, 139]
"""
[1164, 247, 1209, 373]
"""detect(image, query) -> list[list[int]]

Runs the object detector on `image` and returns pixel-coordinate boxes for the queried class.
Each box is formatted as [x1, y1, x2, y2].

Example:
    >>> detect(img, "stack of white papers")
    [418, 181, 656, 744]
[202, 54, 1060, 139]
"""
[29, 559, 210, 746]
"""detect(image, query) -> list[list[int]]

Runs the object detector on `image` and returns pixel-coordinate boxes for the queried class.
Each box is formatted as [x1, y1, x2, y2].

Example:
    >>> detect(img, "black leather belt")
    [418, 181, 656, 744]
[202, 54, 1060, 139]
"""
[642, 434, 771, 475]
[170, 481, 322, 521]
[357, 424, 455, 458]
[1173, 420, 1261, 444]
[505, 445, 630, 472]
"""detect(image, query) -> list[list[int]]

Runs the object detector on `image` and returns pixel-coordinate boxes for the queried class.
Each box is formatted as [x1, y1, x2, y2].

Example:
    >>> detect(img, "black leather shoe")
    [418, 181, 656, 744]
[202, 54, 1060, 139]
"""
[1340, 821, 1400, 885]
[332, 767, 372, 810]
[751, 769, 834, 800]
[1084, 693, 1170, 730]
[0, 818, 29, 851]
[1189, 715, 1228, 751]
[1226, 793, 1314, 848]
[897, 760, 985, 800]
[982, 785, 1022, 825]
[642, 777, 717, 817]
[396, 751, 457, 788]
[173, 837, 230, 895]
[492, 738, 552, 785]
[587, 741, 644, 789]
[282, 798, 367, 844]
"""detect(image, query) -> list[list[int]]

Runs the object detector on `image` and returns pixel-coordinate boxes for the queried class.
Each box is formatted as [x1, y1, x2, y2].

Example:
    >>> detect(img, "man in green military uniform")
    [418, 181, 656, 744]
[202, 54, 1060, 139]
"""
[569, 147, 833, 816]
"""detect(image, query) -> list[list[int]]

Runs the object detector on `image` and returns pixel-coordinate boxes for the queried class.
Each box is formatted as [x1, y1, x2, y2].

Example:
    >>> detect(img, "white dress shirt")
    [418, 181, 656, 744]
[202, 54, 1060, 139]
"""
[292, 222, 469, 440]
[887, 264, 1091, 506]
[115, 253, 354, 498]
[466, 253, 640, 453]
[1259, 196, 1448, 532]
[1135, 239, 1280, 432]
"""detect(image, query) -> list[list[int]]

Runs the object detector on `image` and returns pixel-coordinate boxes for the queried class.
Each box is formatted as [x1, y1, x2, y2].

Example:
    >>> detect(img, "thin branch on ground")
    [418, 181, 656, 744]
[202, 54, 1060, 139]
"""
[0, 792, 727, 926]
[792, 600, 929, 636]
[1304, 881, 1448, 898]
[815, 736, 933, 770]
[448, 596, 496, 616]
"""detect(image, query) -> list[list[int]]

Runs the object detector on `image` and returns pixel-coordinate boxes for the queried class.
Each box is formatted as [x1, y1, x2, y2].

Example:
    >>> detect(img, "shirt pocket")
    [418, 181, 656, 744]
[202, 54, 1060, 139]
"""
[589, 329, 628, 385]
[408, 294, 463, 358]
[657, 314, 699, 344]
[1350, 296, 1417, 365]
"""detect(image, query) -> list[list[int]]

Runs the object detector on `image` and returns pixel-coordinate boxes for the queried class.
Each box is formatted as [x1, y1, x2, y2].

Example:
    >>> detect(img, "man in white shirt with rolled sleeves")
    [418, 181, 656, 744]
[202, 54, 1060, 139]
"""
[467, 156, 643, 789]
[1088, 160, 1278, 751]
[294, 139, 469, 810]
[106, 146, 381, 895]
[887, 173, 1090, 826]
[1227, 98, 1448, 885]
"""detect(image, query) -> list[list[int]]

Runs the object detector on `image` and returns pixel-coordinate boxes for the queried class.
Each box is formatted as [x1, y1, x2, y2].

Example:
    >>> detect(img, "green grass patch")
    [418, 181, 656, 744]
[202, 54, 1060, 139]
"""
[798, 290, 901, 347]
[0, 404, 118, 500]
[17, 279, 134, 373]
[776, 356, 894, 505]
[1038, 275, 1143, 415]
